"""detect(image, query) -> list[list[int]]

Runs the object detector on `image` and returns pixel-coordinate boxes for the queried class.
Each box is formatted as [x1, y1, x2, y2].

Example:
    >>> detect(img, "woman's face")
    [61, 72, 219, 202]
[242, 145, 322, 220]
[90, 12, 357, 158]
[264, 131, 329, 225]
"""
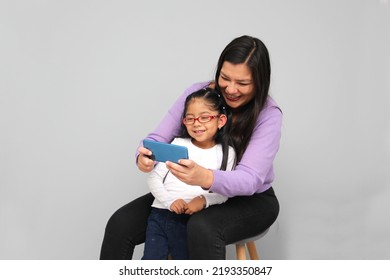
[218, 61, 254, 109]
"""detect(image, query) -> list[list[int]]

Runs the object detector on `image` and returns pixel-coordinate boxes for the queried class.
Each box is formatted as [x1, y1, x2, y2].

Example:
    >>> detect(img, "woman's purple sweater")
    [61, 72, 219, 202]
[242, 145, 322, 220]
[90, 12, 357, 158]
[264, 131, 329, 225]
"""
[140, 81, 282, 197]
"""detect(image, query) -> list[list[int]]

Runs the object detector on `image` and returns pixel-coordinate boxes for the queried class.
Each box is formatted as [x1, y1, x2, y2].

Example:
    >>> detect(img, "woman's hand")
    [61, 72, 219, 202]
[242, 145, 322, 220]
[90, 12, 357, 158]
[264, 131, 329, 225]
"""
[166, 159, 214, 189]
[137, 146, 154, 173]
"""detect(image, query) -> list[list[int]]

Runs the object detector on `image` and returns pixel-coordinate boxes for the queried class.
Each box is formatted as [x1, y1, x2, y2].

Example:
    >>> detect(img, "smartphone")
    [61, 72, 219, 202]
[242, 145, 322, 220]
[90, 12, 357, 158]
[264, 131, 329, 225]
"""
[143, 139, 189, 163]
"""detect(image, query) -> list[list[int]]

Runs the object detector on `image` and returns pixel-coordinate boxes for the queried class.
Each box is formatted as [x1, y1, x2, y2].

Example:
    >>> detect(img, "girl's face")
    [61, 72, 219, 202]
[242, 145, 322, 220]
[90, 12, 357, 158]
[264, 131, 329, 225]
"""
[218, 61, 254, 109]
[183, 98, 226, 149]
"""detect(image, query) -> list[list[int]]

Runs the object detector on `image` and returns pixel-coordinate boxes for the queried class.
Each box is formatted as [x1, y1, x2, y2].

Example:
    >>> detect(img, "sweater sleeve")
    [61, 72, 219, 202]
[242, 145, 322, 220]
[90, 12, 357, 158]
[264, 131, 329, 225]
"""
[210, 103, 282, 197]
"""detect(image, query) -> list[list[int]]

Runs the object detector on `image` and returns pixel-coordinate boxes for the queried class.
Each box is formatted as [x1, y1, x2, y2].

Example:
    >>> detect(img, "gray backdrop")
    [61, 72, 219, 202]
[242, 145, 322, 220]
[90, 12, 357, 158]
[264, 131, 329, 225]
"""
[1, 0, 389, 259]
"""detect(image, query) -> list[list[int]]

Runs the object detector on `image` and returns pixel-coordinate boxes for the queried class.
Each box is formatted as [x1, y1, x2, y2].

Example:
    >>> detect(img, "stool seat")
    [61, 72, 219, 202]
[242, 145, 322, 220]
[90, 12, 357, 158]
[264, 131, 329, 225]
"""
[235, 228, 269, 260]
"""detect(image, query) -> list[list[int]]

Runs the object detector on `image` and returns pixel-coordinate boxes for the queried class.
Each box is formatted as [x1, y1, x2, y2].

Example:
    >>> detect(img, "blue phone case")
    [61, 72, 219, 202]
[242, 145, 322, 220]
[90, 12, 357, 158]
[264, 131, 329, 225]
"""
[143, 139, 188, 163]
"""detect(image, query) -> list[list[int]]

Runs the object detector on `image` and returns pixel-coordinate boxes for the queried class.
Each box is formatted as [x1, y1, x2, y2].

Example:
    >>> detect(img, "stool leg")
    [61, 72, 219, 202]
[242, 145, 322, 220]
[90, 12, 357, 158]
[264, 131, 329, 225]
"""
[246, 241, 259, 260]
[236, 244, 247, 260]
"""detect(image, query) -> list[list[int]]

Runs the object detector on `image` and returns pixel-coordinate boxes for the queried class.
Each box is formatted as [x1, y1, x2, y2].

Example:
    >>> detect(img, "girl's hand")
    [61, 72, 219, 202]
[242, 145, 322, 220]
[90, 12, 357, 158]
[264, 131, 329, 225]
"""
[185, 196, 206, 215]
[166, 159, 214, 189]
[137, 146, 154, 173]
[170, 199, 188, 214]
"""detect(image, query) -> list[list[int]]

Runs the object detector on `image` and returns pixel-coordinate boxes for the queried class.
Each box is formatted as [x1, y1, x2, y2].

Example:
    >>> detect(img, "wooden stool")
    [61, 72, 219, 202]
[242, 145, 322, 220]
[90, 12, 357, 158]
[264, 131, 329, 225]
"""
[235, 228, 269, 260]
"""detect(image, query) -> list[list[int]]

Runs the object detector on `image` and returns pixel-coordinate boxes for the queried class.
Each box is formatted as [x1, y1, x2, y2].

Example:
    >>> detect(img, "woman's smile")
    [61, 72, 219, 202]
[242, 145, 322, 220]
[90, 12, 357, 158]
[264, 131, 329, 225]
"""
[225, 94, 241, 102]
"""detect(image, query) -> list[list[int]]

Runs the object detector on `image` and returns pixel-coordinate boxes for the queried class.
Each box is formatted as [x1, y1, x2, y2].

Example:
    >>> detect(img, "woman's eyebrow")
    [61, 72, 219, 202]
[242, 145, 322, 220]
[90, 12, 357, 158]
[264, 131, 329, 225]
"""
[220, 71, 229, 78]
[237, 79, 252, 83]
[220, 71, 252, 83]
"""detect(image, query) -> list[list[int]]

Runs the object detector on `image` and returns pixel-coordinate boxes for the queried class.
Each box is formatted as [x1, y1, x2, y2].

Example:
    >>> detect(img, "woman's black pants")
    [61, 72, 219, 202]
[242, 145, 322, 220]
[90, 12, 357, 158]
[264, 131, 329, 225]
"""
[100, 187, 279, 260]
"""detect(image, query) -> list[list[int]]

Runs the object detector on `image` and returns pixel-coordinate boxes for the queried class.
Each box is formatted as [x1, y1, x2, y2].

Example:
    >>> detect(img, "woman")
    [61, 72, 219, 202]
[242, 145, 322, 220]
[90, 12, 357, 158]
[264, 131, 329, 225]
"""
[100, 35, 282, 259]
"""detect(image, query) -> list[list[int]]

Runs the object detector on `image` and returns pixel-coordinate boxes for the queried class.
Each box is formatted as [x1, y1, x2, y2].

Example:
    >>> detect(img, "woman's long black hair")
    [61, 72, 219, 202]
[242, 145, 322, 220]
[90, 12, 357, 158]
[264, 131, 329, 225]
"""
[178, 87, 235, 171]
[215, 35, 271, 161]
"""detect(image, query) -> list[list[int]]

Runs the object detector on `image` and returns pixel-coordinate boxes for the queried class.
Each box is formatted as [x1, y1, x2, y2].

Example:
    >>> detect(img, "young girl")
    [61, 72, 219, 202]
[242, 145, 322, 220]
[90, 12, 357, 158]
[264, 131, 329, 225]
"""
[142, 88, 236, 260]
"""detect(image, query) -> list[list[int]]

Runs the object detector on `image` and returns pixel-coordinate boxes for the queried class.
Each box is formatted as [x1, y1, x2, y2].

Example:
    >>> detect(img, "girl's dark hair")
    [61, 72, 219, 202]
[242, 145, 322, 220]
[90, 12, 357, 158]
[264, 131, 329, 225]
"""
[215, 35, 271, 161]
[179, 87, 235, 171]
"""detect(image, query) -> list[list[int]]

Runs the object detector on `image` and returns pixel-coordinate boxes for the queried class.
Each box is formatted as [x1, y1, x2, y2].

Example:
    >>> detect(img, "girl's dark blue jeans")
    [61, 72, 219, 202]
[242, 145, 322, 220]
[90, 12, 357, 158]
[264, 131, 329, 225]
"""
[142, 208, 190, 260]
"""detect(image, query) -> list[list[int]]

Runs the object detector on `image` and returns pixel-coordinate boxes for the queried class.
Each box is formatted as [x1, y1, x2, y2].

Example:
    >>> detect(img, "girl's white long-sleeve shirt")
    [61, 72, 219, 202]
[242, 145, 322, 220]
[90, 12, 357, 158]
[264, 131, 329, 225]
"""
[147, 138, 236, 210]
